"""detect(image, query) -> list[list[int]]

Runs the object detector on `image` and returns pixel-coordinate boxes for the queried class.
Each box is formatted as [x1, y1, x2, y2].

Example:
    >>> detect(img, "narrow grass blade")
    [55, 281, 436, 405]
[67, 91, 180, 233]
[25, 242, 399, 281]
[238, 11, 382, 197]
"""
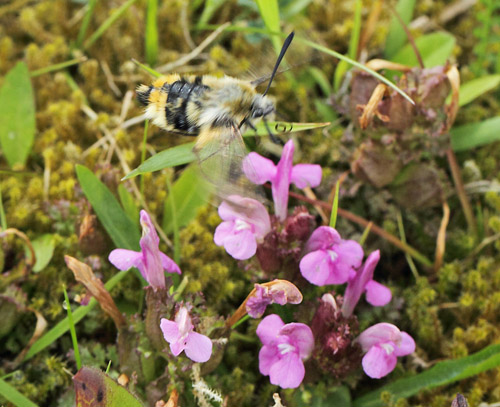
[353, 343, 500, 407]
[140, 120, 149, 197]
[0, 62, 35, 168]
[384, 0, 416, 58]
[329, 180, 340, 229]
[164, 174, 180, 265]
[196, 0, 226, 28]
[450, 116, 500, 151]
[131, 58, 162, 77]
[23, 270, 129, 361]
[123, 121, 329, 179]
[0, 186, 7, 229]
[76, 165, 140, 250]
[334, 0, 362, 90]
[0, 379, 39, 407]
[83, 0, 138, 50]
[75, 0, 98, 49]
[391, 32, 456, 68]
[63, 286, 81, 370]
[145, 0, 158, 66]
[30, 57, 87, 77]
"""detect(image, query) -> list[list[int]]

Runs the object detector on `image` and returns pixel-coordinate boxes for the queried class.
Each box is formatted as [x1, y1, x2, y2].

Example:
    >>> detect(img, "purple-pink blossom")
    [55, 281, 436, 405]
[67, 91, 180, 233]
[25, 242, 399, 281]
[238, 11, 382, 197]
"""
[243, 140, 322, 221]
[108, 210, 180, 289]
[358, 322, 415, 379]
[160, 306, 213, 363]
[299, 226, 364, 286]
[246, 280, 303, 318]
[342, 250, 392, 317]
[214, 195, 271, 260]
[257, 314, 314, 388]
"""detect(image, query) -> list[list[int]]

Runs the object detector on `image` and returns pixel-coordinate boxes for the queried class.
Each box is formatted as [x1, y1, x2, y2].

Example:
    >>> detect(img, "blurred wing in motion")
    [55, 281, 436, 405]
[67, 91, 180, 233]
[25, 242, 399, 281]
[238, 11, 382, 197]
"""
[193, 124, 265, 205]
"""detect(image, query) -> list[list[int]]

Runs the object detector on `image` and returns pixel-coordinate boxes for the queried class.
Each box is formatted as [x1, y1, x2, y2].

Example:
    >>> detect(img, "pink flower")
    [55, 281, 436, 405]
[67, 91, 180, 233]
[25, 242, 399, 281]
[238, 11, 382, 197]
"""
[299, 226, 363, 286]
[160, 306, 213, 363]
[214, 195, 271, 260]
[342, 250, 392, 317]
[243, 140, 322, 221]
[358, 323, 415, 379]
[246, 280, 303, 318]
[108, 210, 180, 289]
[257, 314, 314, 388]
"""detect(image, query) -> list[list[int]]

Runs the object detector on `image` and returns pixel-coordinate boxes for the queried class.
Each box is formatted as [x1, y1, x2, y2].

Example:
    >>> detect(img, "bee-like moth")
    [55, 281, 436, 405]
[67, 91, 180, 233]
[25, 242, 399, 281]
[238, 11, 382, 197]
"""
[136, 33, 294, 197]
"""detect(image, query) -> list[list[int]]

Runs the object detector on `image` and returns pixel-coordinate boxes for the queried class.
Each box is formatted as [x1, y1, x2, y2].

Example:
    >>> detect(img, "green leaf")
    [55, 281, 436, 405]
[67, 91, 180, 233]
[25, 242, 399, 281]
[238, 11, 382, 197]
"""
[196, 0, 226, 28]
[23, 269, 129, 361]
[145, 0, 158, 66]
[74, 366, 144, 407]
[392, 32, 456, 67]
[384, 0, 416, 58]
[118, 184, 139, 223]
[122, 121, 329, 179]
[456, 74, 500, 107]
[25, 234, 56, 273]
[450, 116, 500, 151]
[353, 343, 500, 407]
[0, 379, 39, 407]
[76, 165, 140, 250]
[162, 165, 211, 234]
[0, 62, 35, 168]
[255, 0, 281, 52]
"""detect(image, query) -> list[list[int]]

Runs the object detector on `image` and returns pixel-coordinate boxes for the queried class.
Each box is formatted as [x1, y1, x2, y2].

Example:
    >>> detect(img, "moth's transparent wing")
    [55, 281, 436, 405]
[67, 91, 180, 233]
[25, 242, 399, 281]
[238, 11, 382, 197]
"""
[193, 124, 266, 204]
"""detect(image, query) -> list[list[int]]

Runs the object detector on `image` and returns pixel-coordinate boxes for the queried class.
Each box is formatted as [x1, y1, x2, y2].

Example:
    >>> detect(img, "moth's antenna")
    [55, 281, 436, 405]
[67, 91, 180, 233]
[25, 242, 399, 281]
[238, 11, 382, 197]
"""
[262, 32, 295, 96]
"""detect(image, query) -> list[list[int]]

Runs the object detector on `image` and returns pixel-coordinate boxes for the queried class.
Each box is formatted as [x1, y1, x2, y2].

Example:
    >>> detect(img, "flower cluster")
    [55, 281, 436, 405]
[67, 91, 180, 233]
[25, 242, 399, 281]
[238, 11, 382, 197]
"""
[213, 140, 415, 387]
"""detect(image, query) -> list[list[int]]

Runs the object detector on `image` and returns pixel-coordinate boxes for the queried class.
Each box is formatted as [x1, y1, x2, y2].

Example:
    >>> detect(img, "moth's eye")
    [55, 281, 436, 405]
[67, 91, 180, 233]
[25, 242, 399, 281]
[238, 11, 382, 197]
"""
[252, 108, 264, 118]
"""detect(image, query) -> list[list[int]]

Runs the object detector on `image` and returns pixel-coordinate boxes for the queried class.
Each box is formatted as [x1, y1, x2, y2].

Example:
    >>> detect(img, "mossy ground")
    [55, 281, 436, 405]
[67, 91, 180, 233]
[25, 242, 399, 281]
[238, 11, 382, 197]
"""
[0, 0, 499, 406]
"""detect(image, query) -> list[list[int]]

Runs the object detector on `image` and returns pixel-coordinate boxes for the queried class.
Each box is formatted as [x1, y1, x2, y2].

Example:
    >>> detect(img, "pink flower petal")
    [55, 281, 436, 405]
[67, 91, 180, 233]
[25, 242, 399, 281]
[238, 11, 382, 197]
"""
[108, 249, 143, 271]
[365, 280, 392, 307]
[223, 229, 257, 260]
[273, 140, 295, 221]
[160, 252, 181, 274]
[358, 323, 401, 352]
[299, 250, 333, 286]
[184, 332, 213, 363]
[268, 352, 305, 388]
[259, 344, 280, 375]
[291, 164, 322, 188]
[333, 240, 364, 270]
[169, 338, 186, 356]
[160, 318, 179, 343]
[279, 323, 314, 359]
[257, 314, 285, 345]
[218, 197, 271, 238]
[362, 344, 397, 379]
[305, 226, 341, 252]
[214, 221, 235, 246]
[243, 152, 276, 184]
[394, 332, 415, 356]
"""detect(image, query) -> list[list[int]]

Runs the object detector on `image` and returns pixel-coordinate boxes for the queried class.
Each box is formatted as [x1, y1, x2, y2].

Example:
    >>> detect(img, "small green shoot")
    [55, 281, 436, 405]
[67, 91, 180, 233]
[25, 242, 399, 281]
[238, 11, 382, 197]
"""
[145, 0, 159, 66]
[75, 0, 98, 49]
[140, 120, 149, 197]
[131, 58, 162, 77]
[25, 234, 56, 273]
[105, 360, 112, 374]
[334, 0, 362, 90]
[29, 57, 87, 77]
[0, 186, 7, 230]
[451, 116, 500, 151]
[255, 0, 282, 53]
[396, 210, 419, 279]
[453, 74, 500, 107]
[63, 286, 81, 370]
[358, 222, 373, 246]
[329, 180, 340, 229]
[83, 0, 138, 50]
[231, 314, 250, 329]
